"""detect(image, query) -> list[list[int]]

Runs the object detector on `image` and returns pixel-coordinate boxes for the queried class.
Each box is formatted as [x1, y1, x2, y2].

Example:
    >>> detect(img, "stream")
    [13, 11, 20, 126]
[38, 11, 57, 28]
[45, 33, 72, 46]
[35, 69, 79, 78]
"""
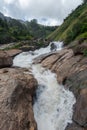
[13, 41, 76, 130]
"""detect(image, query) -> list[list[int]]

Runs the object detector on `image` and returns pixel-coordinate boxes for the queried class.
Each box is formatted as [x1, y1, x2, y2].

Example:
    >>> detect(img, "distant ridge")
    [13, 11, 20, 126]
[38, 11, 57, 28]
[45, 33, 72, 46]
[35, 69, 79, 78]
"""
[0, 12, 57, 44]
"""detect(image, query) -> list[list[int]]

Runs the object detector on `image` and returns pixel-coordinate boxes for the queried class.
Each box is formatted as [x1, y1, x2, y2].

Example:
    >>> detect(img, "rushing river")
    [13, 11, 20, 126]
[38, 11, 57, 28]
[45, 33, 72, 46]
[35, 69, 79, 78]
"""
[13, 41, 76, 130]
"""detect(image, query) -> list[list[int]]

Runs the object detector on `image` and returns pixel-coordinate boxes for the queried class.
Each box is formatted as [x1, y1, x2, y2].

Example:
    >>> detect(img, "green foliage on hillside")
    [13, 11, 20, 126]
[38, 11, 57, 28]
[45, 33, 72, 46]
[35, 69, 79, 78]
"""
[0, 16, 56, 44]
[0, 18, 32, 44]
[26, 19, 57, 39]
[48, 3, 87, 44]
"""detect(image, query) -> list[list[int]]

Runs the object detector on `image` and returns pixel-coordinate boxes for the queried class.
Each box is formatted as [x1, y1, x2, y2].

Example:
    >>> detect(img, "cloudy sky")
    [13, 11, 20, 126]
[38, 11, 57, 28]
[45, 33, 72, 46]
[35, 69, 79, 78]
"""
[0, 0, 82, 26]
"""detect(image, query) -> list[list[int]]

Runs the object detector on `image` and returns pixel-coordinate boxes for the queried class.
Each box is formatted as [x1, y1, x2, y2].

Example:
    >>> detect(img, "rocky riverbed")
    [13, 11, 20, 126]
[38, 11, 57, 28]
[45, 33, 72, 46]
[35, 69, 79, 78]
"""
[0, 40, 87, 130]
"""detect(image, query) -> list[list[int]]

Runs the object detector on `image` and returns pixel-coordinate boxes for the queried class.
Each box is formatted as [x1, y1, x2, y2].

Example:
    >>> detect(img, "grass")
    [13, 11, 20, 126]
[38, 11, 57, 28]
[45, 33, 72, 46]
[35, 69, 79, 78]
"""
[83, 49, 87, 56]
[47, 4, 87, 45]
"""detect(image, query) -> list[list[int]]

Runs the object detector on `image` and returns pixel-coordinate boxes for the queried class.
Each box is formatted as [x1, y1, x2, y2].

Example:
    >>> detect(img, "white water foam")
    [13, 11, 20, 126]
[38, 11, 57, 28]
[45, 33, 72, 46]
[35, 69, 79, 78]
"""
[13, 41, 63, 67]
[32, 64, 75, 130]
[13, 41, 76, 130]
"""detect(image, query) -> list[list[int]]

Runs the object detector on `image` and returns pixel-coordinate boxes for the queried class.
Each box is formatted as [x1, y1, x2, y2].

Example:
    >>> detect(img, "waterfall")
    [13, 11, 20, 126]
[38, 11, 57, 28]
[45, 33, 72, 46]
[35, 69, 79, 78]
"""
[13, 41, 76, 130]
[13, 41, 63, 68]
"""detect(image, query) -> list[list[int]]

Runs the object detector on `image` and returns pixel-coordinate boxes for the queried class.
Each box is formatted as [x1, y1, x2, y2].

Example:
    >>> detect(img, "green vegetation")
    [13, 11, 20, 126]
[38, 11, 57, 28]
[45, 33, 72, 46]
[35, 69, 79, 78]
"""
[26, 19, 57, 39]
[1, 2, 87, 46]
[2, 38, 50, 50]
[0, 18, 31, 44]
[0, 15, 56, 44]
[48, 3, 87, 45]
[83, 49, 87, 56]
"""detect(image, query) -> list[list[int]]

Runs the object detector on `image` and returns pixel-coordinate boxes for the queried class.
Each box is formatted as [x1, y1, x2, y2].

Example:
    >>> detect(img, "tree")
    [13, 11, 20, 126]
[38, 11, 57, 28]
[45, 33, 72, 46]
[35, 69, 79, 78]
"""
[82, 0, 87, 3]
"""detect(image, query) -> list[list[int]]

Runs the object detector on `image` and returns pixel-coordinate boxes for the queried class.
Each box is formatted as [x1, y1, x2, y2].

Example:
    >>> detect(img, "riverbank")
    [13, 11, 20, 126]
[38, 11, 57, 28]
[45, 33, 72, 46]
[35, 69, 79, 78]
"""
[0, 39, 50, 51]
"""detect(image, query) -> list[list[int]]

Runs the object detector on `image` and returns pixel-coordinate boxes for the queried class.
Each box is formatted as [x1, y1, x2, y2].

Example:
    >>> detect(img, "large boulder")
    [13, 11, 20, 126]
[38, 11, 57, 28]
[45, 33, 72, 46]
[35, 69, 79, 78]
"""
[6, 49, 22, 58]
[67, 40, 87, 56]
[0, 68, 37, 130]
[0, 51, 13, 68]
[50, 42, 57, 51]
[65, 69, 87, 97]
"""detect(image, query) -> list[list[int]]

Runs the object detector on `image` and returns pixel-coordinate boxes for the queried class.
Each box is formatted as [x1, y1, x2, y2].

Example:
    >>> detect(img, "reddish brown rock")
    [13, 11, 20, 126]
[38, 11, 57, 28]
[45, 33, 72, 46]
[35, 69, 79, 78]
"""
[6, 49, 22, 57]
[0, 68, 37, 130]
[0, 51, 13, 68]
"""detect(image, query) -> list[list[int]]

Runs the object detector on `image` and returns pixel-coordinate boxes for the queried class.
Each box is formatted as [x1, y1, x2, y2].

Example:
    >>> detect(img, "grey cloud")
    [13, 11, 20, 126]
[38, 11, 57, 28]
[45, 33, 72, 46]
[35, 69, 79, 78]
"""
[0, 0, 82, 25]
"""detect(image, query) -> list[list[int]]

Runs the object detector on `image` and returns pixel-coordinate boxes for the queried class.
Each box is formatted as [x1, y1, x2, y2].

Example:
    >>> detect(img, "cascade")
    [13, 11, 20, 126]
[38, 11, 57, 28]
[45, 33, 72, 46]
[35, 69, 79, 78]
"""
[13, 41, 76, 130]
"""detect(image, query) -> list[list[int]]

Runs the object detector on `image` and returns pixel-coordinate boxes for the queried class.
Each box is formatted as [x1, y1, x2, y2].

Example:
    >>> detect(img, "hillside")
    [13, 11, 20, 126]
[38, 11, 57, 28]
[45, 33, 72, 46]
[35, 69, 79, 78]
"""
[48, 3, 87, 44]
[0, 13, 57, 44]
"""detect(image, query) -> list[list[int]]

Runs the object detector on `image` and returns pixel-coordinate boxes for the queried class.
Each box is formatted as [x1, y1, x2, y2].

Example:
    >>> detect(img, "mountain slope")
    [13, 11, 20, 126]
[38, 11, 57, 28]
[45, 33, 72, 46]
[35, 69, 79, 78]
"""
[48, 3, 87, 44]
[0, 13, 57, 44]
[0, 15, 32, 44]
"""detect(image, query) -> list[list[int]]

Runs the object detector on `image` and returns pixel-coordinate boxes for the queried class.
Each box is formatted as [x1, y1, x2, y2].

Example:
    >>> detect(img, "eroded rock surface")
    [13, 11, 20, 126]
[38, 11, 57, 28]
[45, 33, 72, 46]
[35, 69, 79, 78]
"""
[34, 49, 87, 84]
[0, 68, 37, 130]
[0, 51, 13, 68]
[6, 49, 22, 58]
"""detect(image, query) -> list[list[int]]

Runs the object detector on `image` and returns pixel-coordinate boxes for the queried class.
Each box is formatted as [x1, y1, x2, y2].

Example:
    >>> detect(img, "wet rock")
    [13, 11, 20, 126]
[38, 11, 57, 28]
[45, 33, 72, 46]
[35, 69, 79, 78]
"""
[0, 51, 13, 68]
[0, 68, 37, 130]
[50, 42, 57, 51]
[33, 52, 57, 65]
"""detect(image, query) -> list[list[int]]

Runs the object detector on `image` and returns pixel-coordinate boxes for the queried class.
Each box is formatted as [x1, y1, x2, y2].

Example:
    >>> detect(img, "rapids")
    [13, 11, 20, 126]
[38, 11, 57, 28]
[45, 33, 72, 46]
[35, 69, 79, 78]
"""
[13, 41, 76, 130]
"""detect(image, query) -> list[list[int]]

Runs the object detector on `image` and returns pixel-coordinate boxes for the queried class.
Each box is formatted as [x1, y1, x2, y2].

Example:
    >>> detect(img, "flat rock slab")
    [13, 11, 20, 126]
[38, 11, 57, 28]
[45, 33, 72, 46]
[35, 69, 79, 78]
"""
[6, 49, 22, 57]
